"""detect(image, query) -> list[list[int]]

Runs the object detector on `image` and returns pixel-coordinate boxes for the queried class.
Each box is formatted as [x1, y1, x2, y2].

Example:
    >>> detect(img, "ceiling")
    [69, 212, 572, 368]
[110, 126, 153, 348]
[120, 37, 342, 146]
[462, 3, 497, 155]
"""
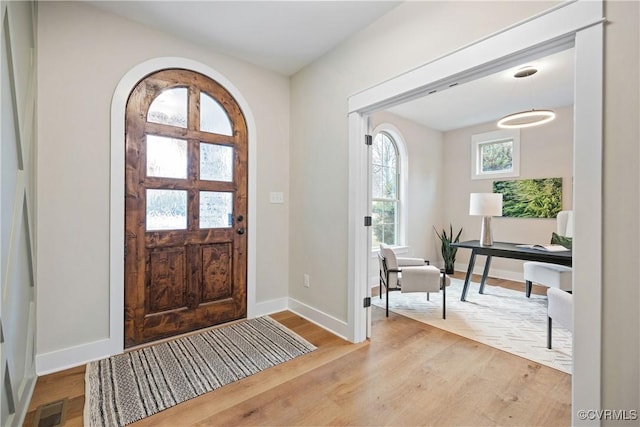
[386, 48, 575, 132]
[88, 0, 402, 76]
[88, 1, 574, 132]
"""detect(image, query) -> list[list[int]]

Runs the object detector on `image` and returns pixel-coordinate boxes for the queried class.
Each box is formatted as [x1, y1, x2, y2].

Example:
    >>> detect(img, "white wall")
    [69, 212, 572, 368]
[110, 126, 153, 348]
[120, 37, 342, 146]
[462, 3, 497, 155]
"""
[367, 111, 444, 285]
[289, 0, 559, 322]
[602, 0, 640, 414]
[36, 1, 290, 360]
[443, 105, 574, 280]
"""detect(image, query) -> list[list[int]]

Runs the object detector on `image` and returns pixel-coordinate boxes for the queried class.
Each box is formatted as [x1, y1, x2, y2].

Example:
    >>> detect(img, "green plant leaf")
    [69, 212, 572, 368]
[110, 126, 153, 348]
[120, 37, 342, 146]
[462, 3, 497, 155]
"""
[433, 224, 463, 270]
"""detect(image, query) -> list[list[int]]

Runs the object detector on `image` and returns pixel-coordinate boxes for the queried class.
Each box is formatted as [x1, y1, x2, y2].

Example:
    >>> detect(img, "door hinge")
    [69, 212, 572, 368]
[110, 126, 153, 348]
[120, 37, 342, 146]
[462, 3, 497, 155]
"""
[364, 216, 372, 227]
[363, 297, 371, 308]
[365, 134, 372, 146]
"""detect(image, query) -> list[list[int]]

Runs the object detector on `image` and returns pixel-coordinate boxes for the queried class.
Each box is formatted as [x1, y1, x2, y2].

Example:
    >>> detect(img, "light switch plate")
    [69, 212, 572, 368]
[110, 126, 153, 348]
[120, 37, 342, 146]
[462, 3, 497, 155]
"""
[269, 192, 284, 204]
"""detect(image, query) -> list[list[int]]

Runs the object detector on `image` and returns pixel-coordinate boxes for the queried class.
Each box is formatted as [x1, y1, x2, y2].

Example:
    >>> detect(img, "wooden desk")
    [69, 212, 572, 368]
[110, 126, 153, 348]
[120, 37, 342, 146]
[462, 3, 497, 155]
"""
[452, 240, 572, 301]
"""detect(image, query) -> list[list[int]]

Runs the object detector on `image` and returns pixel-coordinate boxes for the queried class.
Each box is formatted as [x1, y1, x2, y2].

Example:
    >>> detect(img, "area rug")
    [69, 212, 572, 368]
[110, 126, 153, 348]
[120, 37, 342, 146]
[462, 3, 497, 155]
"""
[372, 278, 572, 374]
[84, 316, 316, 427]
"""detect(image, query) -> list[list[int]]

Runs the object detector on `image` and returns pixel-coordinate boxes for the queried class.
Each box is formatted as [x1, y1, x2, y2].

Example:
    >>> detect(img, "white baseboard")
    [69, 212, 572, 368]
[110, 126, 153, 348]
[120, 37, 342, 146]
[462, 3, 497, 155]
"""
[36, 337, 116, 375]
[251, 297, 289, 318]
[36, 296, 348, 374]
[255, 296, 349, 341]
[287, 297, 349, 340]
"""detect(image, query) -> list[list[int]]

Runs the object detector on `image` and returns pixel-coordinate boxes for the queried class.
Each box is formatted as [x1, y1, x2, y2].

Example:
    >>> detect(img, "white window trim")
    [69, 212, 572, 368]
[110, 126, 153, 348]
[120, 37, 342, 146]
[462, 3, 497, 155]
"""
[471, 129, 520, 180]
[371, 123, 408, 250]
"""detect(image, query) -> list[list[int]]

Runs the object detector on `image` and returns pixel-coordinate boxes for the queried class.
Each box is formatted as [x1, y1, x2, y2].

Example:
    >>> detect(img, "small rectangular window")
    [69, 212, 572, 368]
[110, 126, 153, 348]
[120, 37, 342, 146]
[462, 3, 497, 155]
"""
[471, 129, 520, 180]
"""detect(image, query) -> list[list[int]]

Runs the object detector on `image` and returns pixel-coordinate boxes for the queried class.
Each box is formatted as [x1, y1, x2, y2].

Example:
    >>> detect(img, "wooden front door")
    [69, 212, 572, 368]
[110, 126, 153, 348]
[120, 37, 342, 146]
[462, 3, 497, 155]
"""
[124, 69, 248, 347]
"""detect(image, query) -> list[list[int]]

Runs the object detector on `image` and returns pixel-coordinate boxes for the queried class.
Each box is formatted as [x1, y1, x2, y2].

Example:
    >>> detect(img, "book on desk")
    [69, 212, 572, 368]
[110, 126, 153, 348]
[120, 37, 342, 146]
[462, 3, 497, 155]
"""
[515, 244, 570, 252]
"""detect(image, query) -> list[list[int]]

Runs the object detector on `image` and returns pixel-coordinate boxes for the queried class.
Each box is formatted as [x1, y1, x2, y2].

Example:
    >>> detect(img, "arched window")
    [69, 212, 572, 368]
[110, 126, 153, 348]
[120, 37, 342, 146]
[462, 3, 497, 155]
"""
[371, 130, 403, 248]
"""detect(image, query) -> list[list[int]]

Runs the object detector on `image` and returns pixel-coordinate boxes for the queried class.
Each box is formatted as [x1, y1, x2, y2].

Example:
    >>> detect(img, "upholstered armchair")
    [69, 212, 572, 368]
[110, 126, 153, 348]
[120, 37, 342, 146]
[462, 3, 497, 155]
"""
[522, 210, 573, 297]
[378, 245, 450, 319]
[547, 287, 573, 349]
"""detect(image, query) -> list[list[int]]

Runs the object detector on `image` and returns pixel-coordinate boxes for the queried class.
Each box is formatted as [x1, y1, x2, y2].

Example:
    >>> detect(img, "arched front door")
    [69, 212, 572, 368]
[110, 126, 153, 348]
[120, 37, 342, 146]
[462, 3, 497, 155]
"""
[124, 69, 248, 347]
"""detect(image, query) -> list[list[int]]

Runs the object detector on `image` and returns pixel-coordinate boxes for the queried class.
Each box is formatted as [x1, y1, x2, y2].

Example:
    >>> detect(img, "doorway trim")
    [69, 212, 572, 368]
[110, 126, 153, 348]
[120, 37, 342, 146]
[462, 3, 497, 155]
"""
[109, 57, 257, 355]
[347, 1, 603, 422]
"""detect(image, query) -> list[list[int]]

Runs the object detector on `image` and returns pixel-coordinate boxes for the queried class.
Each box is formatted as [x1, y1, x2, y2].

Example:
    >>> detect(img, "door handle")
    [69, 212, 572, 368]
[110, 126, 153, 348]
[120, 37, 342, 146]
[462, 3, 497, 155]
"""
[237, 227, 245, 235]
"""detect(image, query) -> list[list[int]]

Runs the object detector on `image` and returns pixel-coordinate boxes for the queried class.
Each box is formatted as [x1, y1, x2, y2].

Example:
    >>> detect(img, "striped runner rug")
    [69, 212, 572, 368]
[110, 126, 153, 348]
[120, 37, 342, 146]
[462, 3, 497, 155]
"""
[84, 316, 316, 427]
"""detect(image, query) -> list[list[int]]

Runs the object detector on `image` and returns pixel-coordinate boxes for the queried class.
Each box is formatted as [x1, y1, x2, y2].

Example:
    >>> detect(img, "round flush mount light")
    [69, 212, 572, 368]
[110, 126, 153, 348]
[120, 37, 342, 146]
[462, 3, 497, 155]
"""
[497, 109, 556, 129]
[513, 66, 538, 78]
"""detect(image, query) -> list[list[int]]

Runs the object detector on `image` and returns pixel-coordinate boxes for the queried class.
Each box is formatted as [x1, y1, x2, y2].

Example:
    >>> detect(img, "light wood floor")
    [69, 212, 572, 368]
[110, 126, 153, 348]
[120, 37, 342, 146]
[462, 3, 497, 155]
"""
[24, 276, 570, 426]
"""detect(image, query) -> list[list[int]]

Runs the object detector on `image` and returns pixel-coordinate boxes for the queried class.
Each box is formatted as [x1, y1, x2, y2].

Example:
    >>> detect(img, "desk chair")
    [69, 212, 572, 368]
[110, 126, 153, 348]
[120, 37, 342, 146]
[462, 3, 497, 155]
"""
[523, 210, 573, 297]
[547, 287, 573, 349]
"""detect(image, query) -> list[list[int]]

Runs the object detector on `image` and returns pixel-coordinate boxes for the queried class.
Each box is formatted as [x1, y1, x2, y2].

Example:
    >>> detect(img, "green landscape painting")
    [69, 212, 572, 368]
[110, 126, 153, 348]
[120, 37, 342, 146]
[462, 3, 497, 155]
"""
[493, 178, 563, 218]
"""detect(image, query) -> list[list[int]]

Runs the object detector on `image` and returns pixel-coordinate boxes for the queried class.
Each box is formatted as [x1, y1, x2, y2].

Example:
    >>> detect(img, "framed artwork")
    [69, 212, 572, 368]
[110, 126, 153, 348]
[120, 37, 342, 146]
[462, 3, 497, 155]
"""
[493, 177, 563, 218]
[471, 129, 520, 180]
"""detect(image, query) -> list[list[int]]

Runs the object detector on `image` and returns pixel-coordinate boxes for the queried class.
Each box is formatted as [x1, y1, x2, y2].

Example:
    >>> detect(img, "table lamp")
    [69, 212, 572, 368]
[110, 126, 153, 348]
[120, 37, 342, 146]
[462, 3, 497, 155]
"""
[469, 193, 503, 246]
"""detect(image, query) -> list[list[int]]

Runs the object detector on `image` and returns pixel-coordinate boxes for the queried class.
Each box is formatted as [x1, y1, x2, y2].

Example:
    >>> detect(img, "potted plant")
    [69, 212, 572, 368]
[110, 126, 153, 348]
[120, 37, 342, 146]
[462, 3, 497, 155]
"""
[434, 225, 463, 274]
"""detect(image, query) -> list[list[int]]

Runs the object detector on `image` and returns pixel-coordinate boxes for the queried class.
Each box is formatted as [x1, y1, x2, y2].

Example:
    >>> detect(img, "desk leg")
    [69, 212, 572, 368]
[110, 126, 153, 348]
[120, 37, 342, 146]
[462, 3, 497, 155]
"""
[461, 251, 477, 302]
[479, 256, 492, 294]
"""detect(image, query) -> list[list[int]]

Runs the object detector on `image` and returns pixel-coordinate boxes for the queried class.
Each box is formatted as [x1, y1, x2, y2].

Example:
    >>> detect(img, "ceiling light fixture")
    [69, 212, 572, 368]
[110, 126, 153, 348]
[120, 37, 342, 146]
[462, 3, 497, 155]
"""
[497, 66, 555, 129]
[497, 109, 556, 128]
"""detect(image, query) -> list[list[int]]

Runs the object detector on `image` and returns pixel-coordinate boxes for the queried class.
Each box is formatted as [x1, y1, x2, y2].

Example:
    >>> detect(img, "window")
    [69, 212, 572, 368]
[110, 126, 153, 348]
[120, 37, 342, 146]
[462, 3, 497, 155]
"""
[134, 74, 237, 232]
[471, 129, 520, 180]
[371, 131, 401, 248]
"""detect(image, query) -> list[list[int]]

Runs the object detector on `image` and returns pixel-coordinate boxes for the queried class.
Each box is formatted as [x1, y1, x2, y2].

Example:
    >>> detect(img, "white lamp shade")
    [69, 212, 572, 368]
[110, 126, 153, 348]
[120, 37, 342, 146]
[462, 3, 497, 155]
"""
[469, 193, 503, 217]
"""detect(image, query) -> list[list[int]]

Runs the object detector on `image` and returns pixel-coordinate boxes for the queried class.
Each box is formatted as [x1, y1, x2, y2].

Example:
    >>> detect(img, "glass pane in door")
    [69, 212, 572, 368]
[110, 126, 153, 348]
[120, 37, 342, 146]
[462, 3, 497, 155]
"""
[146, 189, 188, 231]
[146, 135, 187, 179]
[200, 191, 233, 229]
[200, 92, 233, 135]
[147, 87, 188, 128]
[200, 143, 233, 182]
